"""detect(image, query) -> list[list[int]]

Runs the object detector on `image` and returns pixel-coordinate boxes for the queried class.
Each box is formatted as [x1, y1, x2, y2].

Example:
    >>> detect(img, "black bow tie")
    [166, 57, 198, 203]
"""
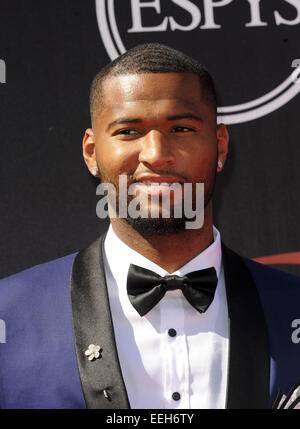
[127, 264, 218, 316]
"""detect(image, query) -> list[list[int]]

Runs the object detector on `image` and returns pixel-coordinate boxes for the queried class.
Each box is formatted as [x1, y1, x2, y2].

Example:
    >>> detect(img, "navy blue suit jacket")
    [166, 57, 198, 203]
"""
[0, 235, 300, 409]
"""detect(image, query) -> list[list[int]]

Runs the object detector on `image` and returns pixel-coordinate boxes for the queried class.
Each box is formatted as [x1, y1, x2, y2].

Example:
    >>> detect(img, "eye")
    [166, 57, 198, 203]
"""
[117, 129, 139, 135]
[171, 126, 194, 133]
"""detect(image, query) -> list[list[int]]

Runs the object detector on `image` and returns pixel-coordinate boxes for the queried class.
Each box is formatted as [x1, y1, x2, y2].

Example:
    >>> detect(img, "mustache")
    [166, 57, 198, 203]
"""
[130, 170, 189, 184]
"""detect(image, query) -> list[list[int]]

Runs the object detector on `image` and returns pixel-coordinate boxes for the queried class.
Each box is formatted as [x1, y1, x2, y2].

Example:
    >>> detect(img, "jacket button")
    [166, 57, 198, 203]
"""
[172, 392, 181, 401]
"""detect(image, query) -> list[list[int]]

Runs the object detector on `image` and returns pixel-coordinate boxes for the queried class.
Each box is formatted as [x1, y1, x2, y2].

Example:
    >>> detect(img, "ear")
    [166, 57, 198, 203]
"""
[82, 128, 100, 177]
[216, 123, 229, 173]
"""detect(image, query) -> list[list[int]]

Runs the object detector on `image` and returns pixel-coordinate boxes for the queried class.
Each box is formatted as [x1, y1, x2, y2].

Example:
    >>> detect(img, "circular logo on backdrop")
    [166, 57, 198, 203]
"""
[95, 0, 300, 125]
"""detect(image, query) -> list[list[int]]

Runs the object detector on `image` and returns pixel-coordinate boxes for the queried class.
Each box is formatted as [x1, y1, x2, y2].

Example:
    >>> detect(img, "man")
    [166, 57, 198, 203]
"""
[0, 43, 300, 409]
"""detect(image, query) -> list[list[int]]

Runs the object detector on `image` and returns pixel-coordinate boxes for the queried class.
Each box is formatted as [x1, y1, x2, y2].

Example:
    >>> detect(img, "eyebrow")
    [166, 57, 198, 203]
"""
[106, 118, 142, 132]
[106, 113, 203, 132]
[166, 113, 203, 123]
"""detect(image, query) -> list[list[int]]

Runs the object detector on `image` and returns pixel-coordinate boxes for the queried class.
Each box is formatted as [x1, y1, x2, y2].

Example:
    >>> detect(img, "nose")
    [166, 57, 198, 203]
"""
[138, 130, 175, 168]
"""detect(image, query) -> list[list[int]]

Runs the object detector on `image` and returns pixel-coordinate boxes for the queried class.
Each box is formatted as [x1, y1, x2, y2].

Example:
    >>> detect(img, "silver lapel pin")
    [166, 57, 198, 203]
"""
[103, 389, 111, 401]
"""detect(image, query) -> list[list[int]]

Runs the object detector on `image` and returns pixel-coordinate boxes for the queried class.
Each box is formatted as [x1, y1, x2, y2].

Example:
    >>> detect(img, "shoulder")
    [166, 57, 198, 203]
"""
[222, 243, 300, 323]
[242, 256, 300, 331]
[0, 253, 78, 312]
[222, 241, 300, 290]
[243, 256, 300, 284]
[237, 254, 300, 349]
[242, 256, 300, 294]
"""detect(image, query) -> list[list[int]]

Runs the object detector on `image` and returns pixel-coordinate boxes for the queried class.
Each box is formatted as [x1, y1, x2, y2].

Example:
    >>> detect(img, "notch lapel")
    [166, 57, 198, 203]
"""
[222, 243, 270, 408]
[70, 235, 130, 409]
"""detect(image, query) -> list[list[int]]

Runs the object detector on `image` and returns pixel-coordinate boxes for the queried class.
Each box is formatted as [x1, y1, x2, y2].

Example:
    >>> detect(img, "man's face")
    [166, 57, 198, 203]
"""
[83, 72, 228, 234]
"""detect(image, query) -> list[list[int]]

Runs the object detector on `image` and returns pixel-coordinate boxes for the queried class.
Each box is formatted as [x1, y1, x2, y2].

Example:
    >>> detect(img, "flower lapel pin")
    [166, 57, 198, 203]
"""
[84, 344, 102, 361]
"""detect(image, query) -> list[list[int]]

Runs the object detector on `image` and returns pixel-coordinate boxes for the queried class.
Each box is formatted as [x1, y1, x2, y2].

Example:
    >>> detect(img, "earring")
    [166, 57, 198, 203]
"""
[91, 167, 99, 176]
[217, 160, 223, 169]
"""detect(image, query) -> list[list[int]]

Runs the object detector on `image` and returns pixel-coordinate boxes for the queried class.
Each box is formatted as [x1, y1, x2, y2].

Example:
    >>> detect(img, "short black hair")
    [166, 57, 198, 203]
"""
[90, 43, 217, 122]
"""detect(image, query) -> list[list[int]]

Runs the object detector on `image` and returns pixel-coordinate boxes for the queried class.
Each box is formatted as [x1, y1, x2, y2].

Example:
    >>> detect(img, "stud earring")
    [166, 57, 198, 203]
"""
[91, 167, 99, 176]
[217, 160, 223, 169]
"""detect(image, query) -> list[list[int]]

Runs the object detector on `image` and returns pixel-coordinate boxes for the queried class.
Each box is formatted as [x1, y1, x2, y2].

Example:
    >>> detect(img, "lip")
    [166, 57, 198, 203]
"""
[134, 174, 185, 184]
[132, 175, 184, 198]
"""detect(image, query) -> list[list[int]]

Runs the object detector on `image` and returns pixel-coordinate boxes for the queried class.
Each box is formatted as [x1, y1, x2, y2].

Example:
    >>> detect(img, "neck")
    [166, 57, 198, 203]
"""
[110, 203, 214, 273]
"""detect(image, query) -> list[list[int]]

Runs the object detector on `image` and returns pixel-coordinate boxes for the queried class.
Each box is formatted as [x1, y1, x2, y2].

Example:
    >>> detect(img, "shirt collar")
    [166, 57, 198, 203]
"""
[104, 224, 222, 284]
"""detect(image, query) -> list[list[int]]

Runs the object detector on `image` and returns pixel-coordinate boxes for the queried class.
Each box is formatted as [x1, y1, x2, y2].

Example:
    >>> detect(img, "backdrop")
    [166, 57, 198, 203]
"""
[1, 0, 300, 278]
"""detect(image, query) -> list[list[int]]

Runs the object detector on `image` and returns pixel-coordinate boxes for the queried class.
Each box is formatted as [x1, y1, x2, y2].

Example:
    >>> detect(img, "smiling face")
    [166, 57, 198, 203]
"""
[83, 72, 229, 235]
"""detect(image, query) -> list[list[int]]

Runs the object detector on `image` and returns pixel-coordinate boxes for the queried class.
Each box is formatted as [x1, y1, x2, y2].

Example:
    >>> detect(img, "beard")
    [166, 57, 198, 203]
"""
[125, 204, 187, 237]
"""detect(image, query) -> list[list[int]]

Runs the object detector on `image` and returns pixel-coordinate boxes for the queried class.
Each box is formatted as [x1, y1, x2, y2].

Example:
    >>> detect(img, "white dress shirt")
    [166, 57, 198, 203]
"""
[104, 225, 229, 409]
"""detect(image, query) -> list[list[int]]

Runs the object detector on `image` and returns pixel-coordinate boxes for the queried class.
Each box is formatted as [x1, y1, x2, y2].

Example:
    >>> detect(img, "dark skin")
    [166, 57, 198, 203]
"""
[83, 73, 229, 273]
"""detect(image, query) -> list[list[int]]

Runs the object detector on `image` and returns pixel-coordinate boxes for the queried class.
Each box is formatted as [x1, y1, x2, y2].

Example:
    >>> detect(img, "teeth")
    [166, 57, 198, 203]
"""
[140, 181, 164, 186]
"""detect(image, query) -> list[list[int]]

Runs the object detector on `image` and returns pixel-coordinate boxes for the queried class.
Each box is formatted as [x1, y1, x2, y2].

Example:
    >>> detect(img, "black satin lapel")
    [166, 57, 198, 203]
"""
[70, 235, 130, 409]
[222, 243, 270, 409]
